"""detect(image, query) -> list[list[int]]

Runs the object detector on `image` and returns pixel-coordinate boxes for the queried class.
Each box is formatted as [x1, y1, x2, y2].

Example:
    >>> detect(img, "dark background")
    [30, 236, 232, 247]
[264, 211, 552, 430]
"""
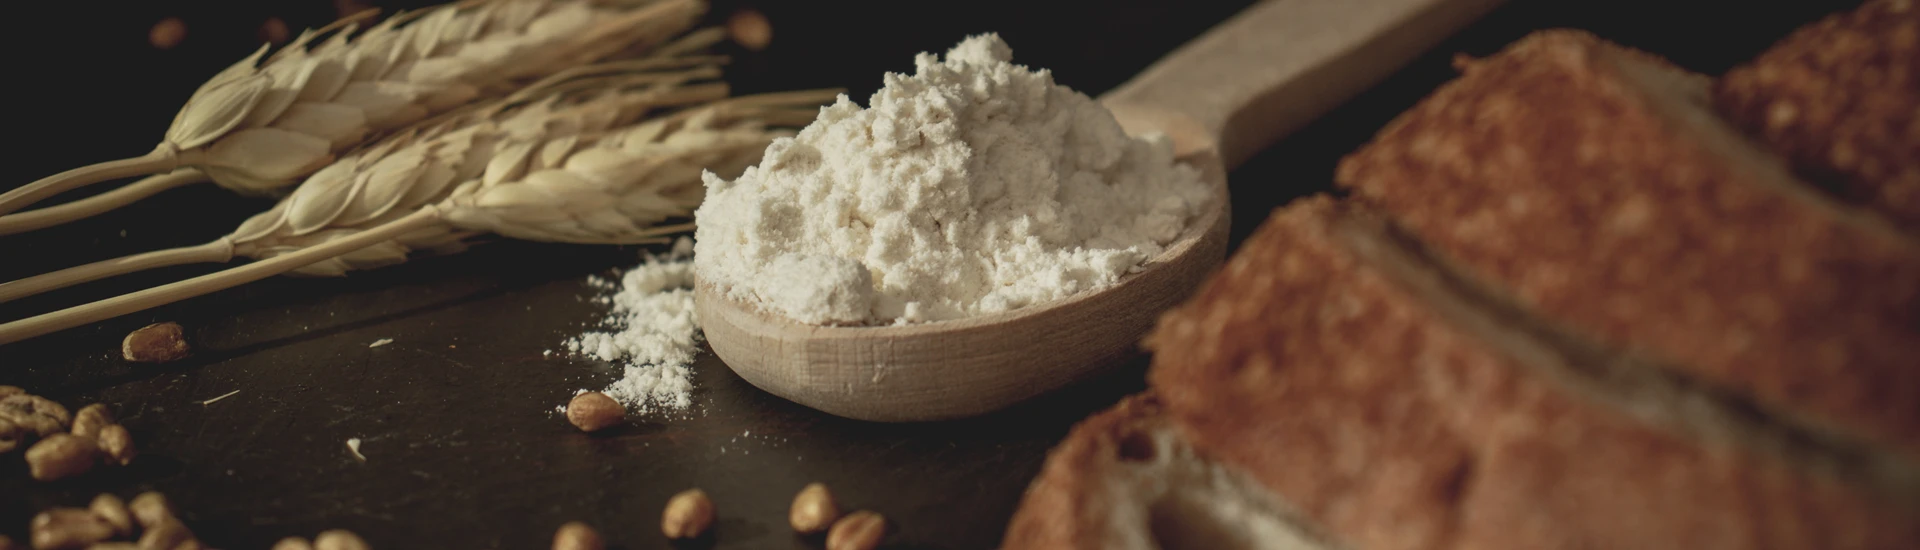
[0, 1, 1861, 548]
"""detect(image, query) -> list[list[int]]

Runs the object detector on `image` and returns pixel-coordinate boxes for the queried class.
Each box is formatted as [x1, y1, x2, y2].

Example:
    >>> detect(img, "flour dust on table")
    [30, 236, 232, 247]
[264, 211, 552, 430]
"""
[563, 237, 702, 416]
[694, 33, 1213, 326]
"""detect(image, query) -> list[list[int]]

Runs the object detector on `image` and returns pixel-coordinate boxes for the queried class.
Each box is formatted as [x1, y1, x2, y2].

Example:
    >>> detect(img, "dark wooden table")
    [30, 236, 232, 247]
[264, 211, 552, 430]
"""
[0, 0, 1857, 548]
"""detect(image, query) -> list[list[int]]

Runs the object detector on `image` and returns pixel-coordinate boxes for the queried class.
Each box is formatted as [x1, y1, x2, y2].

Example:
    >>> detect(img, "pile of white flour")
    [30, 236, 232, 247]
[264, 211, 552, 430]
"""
[565, 237, 701, 415]
[694, 33, 1210, 326]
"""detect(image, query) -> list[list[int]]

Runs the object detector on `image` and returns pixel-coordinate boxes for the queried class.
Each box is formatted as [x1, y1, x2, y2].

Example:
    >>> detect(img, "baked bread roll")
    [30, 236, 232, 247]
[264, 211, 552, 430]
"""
[1334, 29, 1920, 461]
[1000, 392, 1335, 550]
[1714, 0, 1920, 235]
[1137, 195, 1919, 550]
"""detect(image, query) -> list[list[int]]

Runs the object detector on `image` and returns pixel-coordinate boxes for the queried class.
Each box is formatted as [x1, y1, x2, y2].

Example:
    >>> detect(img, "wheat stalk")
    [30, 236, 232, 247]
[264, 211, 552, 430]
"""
[0, 84, 838, 344]
[1, 58, 740, 296]
[0, 28, 731, 238]
[0, 0, 707, 225]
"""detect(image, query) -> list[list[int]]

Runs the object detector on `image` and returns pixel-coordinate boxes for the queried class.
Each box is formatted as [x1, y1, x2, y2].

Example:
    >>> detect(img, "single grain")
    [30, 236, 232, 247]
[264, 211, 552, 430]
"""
[30, 508, 114, 549]
[727, 9, 771, 51]
[1, 393, 72, 437]
[826, 511, 887, 550]
[551, 522, 603, 550]
[71, 404, 114, 439]
[0, 418, 22, 455]
[26, 434, 100, 481]
[566, 392, 625, 432]
[789, 483, 841, 535]
[661, 488, 715, 539]
[96, 425, 137, 466]
[122, 323, 190, 363]
[313, 530, 369, 550]
[128, 492, 173, 530]
[136, 517, 194, 550]
[90, 494, 136, 538]
[149, 18, 186, 50]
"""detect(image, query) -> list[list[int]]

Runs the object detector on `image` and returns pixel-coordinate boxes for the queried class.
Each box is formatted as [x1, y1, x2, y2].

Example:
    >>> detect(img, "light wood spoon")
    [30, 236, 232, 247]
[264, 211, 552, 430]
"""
[696, 0, 1507, 422]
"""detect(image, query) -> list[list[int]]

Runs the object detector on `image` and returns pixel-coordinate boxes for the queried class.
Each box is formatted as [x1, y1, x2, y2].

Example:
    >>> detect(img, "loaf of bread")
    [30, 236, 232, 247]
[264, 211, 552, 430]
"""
[1004, 20, 1920, 550]
[1000, 392, 1335, 550]
[1334, 28, 1920, 461]
[1714, 0, 1920, 235]
[1007, 195, 1919, 549]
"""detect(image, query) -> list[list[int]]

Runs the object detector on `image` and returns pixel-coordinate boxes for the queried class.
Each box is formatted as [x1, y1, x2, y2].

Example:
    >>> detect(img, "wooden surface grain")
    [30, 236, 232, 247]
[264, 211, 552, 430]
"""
[0, 0, 1862, 548]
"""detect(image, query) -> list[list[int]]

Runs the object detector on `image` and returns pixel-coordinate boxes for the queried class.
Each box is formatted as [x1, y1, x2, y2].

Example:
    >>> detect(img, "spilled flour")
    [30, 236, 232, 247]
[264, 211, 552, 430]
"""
[565, 237, 701, 415]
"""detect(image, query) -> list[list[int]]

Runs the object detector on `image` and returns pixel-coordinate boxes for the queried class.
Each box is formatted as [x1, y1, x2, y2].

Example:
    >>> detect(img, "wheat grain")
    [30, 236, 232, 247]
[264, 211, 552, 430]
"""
[0, 0, 708, 219]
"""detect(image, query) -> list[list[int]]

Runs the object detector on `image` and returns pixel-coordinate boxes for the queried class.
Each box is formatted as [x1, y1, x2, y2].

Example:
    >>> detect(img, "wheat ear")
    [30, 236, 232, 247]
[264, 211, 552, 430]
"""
[0, 89, 835, 344]
[0, 0, 706, 220]
[0, 58, 739, 300]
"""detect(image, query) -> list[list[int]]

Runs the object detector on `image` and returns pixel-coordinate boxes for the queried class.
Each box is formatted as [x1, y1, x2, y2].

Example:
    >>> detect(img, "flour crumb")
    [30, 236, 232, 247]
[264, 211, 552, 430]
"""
[695, 33, 1210, 326]
[563, 238, 702, 415]
[346, 438, 366, 462]
[368, 338, 393, 348]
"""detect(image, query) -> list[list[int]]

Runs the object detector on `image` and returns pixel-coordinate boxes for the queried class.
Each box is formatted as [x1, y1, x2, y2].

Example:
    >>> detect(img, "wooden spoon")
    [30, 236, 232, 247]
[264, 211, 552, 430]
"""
[696, 0, 1506, 422]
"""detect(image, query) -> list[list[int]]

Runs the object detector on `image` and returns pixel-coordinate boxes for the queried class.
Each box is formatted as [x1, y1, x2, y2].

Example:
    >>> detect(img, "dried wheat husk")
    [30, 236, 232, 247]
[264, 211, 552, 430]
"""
[0, 0, 708, 223]
[0, 80, 838, 343]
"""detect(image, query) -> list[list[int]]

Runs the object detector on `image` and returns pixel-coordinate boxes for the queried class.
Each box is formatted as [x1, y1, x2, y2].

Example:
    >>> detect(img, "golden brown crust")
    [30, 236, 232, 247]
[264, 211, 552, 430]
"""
[1334, 28, 1920, 460]
[1001, 393, 1167, 550]
[1146, 195, 1920, 550]
[1715, 0, 1920, 234]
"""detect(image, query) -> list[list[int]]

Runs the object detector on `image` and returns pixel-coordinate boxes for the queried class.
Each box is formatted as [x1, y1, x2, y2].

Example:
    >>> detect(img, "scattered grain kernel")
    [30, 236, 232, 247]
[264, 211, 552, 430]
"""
[124, 322, 192, 363]
[72, 404, 115, 439]
[269, 538, 314, 550]
[0, 535, 15, 550]
[551, 521, 603, 550]
[90, 494, 136, 537]
[661, 488, 715, 539]
[30, 508, 114, 549]
[727, 8, 772, 51]
[826, 510, 888, 550]
[0, 417, 23, 455]
[314, 530, 369, 550]
[1, 393, 72, 437]
[789, 482, 841, 535]
[97, 424, 137, 466]
[86, 542, 139, 550]
[129, 492, 174, 529]
[26, 433, 100, 481]
[565, 392, 624, 433]
[259, 17, 290, 44]
[149, 18, 186, 50]
[137, 517, 194, 550]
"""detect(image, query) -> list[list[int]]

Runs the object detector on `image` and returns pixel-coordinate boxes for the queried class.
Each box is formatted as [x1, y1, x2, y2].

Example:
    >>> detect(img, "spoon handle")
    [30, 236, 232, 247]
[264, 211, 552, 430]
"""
[1100, 0, 1507, 170]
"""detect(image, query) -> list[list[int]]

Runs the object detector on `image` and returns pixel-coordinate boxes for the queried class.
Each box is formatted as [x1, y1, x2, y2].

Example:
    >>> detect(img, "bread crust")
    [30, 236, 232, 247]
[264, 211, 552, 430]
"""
[1002, 393, 1169, 550]
[1715, 0, 1920, 235]
[1146, 195, 1920, 550]
[1001, 392, 1338, 550]
[1334, 29, 1920, 460]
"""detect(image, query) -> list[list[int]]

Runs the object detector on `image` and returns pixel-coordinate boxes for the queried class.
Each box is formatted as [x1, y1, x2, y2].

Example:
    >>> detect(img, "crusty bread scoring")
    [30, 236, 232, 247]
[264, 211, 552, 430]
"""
[1000, 392, 1335, 550]
[1145, 195, 1920, 550]
[1715, 0, 1920, 235]
[1334, 29, 1920, 461]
